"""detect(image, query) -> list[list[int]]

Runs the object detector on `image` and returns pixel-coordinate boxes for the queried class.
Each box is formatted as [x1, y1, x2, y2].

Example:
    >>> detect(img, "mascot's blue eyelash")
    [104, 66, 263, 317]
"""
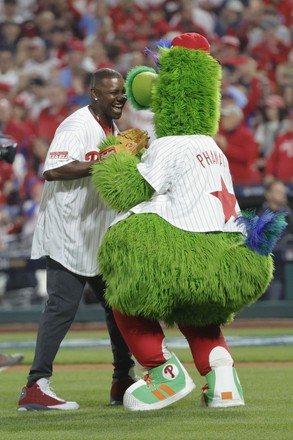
[143, 47, 160, 71]
[156, 39, 172, 49]
[144, 39, 172, 71]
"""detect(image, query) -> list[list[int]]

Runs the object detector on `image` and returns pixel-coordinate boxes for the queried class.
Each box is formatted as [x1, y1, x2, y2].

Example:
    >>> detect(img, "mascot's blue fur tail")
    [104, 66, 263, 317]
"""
[236, 209, 288, 256]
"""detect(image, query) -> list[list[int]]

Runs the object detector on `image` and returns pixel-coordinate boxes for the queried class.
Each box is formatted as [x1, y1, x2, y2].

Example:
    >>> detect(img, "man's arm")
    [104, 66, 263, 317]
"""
[44, 160, 97, 181]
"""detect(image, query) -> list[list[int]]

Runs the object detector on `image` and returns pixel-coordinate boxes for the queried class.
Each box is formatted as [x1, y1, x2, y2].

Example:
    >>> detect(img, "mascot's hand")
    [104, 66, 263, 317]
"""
[98, 128, 149, 161]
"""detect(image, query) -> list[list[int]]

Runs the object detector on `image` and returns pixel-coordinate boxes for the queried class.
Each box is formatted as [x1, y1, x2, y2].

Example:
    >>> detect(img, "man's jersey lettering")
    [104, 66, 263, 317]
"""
[196, 150, 227, 168]
[85, 151, 99, 161]
[49, 151, 68, 159]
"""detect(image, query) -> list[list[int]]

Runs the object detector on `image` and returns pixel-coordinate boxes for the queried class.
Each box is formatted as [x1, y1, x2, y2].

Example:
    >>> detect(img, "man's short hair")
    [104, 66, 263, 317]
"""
[90, 68, 123, 89]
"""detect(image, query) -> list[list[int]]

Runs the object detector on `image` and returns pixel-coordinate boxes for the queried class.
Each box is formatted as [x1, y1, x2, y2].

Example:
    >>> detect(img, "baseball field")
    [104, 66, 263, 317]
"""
[0, 320, 293, 440]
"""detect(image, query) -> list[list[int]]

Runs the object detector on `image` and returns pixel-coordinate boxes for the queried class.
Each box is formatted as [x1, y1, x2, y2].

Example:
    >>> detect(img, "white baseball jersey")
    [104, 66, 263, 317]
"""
[112, 135, 244, 233]
[31, 106, 119, 276]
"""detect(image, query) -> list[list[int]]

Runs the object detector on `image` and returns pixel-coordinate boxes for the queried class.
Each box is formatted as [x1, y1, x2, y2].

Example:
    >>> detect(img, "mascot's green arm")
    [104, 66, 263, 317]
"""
[91, 152, 155, 211]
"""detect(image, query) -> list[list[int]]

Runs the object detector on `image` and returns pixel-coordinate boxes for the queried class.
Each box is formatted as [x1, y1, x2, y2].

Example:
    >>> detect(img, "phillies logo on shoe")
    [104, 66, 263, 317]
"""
[162, 363, 179, 380]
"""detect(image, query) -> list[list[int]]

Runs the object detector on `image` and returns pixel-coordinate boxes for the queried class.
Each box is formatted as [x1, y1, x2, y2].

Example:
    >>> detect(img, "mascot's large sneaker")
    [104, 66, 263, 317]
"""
[201, 366, 244, 408]
[123, 353, 196, 411]
[18, 378, 79, 411]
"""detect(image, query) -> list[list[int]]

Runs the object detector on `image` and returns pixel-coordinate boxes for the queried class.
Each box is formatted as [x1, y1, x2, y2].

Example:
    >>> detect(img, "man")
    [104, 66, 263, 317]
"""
[258, 179, 293, 300]
[264, 107, 293, 183]
[214, 104, 261, 185]
[18, 68, 135, 411]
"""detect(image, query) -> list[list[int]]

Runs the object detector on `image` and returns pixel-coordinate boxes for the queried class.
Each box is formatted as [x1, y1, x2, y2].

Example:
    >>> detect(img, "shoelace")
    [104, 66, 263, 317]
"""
[128, 367, 140, 382]
[143, 373, 154, 387]
[39, 381, 59, 398]
[200, 383, 209, 406]
[201, 383, 209, 394]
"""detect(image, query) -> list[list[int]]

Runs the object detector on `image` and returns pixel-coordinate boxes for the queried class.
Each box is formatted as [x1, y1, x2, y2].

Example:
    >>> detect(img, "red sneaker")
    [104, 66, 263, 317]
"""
[18, 378, 79, 411]
[110, 377, 136, 405]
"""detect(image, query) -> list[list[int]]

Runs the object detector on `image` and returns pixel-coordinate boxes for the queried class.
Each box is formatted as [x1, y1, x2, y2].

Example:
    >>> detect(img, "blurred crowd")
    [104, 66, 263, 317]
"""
[0, 0, 293, 299]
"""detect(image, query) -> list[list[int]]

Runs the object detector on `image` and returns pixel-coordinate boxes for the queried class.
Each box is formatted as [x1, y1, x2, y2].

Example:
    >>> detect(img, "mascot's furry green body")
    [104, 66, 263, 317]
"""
[92, 33, 286, 411]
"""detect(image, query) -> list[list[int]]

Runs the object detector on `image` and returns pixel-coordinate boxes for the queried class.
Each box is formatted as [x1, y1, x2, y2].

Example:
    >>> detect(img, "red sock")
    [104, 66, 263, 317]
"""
[178, 324, 233, 376]
[113, 309, 168, 368]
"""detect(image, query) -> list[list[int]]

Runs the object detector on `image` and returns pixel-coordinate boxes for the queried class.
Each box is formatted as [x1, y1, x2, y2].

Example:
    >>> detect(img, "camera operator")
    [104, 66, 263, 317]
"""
[0, 135, 18, 250]
[0, 135, 42, 299]
[0, 134, 25, 369]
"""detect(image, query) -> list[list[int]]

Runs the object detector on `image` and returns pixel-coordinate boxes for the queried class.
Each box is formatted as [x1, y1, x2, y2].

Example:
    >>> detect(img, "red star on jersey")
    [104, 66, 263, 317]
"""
[210, 177, 237, 223]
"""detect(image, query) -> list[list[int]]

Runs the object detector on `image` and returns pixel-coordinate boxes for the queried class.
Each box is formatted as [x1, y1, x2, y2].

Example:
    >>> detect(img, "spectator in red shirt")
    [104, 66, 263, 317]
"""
[0, 97, 33, 158]
[0, 80, 12, 100]
[249, 18, 290, 83]
[217, 35, 241, 63]
[34, 82, 68, 143]
[0, 47, 19, 92]
[170, 0, 208, 37]
[254, 94, 287, 167]
[12, 94, 35, 145]
[265, 108, 293, 184]
[262, 0, 293, 30]
[214, 104, 262, 185]
[108, 0, 147, 43]
[85, 39, 113, 71]
[146, 4, 175, 41]
[0, 160, 17, 206]
[230, 55, 273, 121]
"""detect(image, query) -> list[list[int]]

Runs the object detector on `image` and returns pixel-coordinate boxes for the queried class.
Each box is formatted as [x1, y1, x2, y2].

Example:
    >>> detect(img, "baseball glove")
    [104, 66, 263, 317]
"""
[98, 128, 149, 161]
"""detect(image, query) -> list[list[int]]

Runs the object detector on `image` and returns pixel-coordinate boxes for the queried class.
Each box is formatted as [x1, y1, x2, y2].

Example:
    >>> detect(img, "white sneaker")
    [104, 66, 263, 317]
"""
[18, 378, 80, 411]
[201, 366, 245, 408]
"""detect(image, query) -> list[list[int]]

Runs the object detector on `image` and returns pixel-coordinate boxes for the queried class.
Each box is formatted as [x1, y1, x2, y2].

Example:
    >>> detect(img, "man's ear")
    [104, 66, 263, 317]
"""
[90, 88, 99, 101]
[126, 66, 158, 111]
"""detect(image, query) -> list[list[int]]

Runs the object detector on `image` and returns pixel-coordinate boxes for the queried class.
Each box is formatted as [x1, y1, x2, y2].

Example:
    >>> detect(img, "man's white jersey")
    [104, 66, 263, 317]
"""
[31, 106, 118, 276]
[114, 135, 244, 233]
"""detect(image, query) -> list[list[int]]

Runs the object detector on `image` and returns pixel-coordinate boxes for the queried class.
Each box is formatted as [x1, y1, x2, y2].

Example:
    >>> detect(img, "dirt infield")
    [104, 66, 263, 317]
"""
[4, 361, 293, 373]
[1, 318, 293, 333]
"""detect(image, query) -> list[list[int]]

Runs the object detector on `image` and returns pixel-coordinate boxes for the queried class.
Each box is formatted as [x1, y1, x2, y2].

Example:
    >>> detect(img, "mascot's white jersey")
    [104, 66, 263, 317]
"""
[113, 135, 244, 233]
[31, 106, 118, 276]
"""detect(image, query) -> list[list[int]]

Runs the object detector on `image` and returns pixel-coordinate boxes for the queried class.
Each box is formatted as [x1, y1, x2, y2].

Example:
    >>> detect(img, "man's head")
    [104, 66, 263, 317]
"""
[0, 98, 13, 124]
[0, 47, 14, 74]
[265, 180, 288, 211]
[220, 104, 243, 132]
[90, 68, 127, 125]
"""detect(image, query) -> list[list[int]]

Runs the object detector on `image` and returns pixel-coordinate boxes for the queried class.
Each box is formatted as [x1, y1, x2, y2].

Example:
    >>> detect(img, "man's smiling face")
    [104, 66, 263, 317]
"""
[91, 77, 127, 124]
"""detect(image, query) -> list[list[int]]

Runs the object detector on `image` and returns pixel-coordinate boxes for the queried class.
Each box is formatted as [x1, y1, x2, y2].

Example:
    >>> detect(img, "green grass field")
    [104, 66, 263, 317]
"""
[0, 325, 293, 440]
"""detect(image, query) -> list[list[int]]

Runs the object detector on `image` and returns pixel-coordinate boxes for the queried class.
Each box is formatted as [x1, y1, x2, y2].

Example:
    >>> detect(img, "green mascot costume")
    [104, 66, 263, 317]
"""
[92, 33, 286, 411]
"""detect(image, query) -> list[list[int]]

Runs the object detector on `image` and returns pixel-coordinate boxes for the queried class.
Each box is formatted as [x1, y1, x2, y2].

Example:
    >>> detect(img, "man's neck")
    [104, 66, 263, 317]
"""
[88, 106, 113, 134]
